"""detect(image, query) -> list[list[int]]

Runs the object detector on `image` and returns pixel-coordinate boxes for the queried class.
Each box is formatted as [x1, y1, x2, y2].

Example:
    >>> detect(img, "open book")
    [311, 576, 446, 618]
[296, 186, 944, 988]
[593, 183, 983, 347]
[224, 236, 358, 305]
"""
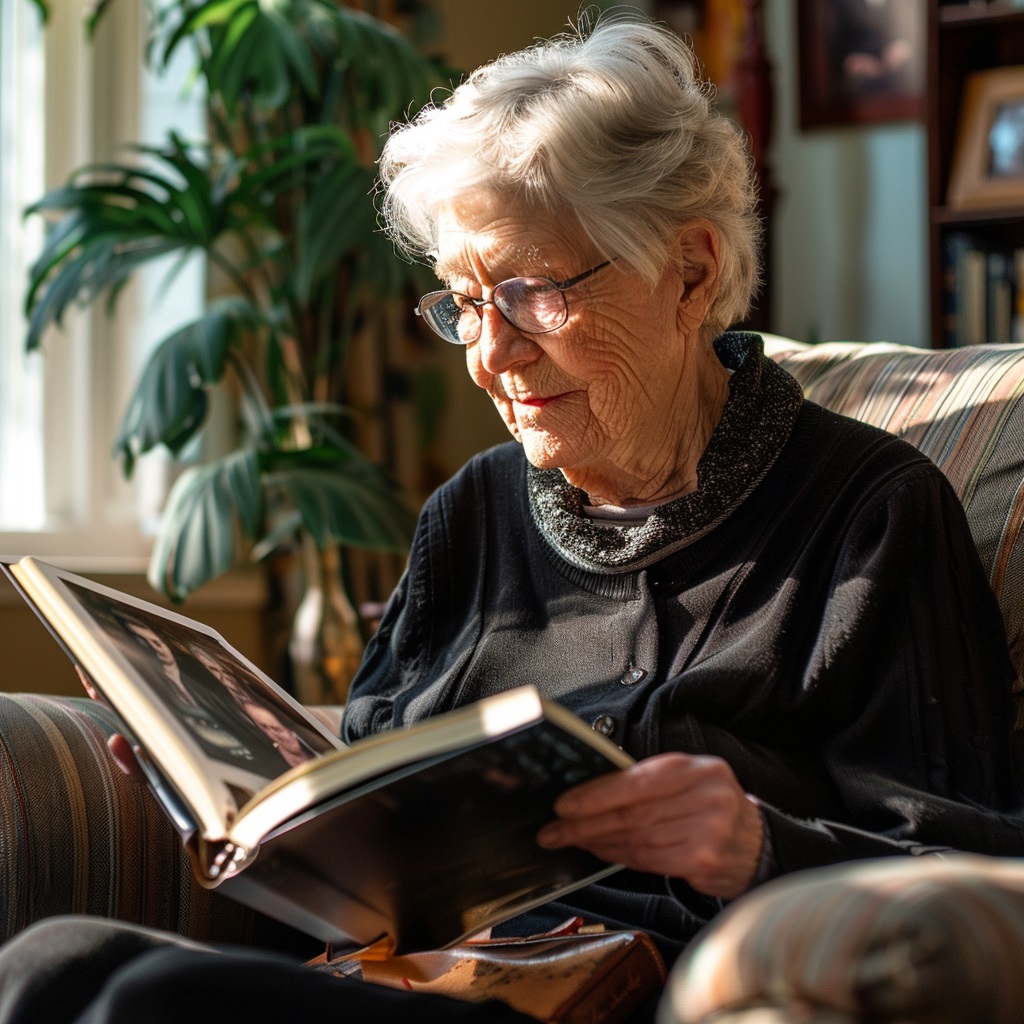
[1, 556, 633, 954]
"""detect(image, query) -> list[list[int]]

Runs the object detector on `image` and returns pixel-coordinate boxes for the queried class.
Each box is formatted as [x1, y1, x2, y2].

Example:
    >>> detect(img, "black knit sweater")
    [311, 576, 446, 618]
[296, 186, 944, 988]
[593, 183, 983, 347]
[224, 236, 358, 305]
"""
[343, 334, 1024, 963]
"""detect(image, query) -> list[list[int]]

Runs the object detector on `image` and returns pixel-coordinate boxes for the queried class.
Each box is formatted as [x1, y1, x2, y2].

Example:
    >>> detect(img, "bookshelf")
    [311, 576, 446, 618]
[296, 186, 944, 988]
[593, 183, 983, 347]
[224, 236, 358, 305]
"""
[928, 1, 1024, 346]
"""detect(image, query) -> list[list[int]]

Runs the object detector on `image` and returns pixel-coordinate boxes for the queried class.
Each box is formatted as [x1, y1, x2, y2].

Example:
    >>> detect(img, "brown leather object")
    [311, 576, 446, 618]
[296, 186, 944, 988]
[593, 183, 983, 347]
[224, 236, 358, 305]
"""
[311, 929, 666, 1024]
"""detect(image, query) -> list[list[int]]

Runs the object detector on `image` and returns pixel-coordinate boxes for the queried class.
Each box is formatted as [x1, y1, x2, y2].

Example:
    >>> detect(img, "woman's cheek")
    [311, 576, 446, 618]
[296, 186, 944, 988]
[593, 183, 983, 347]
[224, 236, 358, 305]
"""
[492, 393, 521, 440]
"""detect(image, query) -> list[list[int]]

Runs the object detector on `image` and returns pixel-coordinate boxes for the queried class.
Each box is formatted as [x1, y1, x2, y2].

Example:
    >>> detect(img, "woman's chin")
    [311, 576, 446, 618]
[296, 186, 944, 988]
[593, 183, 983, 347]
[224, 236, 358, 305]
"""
[519, 433, 580, 472]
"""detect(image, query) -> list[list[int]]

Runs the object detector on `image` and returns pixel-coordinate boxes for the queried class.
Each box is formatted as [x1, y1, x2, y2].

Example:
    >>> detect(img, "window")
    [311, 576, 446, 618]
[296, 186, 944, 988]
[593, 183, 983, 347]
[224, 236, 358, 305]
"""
[0, 0, 45, 530]
[0, 0, 203, 567]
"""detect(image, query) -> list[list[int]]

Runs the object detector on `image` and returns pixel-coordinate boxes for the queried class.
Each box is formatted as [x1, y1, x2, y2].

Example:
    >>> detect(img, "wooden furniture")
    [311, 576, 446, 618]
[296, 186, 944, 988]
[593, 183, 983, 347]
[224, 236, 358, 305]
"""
[652, 0, 775, 331]
[734, 0, 775, 333]
[927, 1, 1024, 346]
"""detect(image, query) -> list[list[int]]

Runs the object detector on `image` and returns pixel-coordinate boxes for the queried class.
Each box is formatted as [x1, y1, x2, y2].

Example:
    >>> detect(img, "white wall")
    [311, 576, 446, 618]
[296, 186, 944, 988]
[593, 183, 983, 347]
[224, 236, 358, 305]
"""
[766, 1, 929, 347]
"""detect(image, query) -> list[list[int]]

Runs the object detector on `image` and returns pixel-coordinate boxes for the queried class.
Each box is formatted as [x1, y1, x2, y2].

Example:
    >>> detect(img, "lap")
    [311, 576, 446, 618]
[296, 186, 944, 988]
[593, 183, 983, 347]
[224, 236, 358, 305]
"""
[0, 917, 535, 1024]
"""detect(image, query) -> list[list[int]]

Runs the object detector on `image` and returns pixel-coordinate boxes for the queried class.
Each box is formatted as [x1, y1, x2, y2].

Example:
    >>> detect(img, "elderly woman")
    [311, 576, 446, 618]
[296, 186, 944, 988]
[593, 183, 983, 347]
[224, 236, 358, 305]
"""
[0, 12, 1019, 1024]
[351, 8, 1022, 940]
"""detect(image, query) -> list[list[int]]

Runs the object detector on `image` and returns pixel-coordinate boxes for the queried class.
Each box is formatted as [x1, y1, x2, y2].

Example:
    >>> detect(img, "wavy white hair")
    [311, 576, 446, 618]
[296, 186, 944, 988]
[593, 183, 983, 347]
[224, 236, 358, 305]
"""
[378, 11, 761, 335]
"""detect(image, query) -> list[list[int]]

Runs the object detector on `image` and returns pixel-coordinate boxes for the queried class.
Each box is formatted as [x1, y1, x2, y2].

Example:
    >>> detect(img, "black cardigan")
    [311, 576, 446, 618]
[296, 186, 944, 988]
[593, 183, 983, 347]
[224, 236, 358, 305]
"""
[343, 342, 1024, 962]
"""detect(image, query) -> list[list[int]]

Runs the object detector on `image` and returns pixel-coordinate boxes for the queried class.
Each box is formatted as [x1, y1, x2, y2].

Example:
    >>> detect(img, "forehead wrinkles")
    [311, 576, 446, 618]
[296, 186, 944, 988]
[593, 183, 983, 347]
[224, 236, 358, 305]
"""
[434, 232, 548, 282]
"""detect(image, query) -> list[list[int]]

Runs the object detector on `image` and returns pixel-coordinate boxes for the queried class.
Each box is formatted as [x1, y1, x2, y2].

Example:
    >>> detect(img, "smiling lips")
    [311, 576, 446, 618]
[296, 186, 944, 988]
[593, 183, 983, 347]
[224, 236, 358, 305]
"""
[515, 392, 569, 408]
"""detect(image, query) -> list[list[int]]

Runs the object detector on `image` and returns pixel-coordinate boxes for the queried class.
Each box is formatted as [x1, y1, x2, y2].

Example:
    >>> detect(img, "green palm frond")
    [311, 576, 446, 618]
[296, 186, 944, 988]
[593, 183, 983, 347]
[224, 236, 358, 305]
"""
[27, 0, 449, 600]
[263, 445, 417, 554]
[293, 161, 376, 303]
[149, 441, 415, 601]
[148, 446, 265, 601]
[114, 297, 265, 475]
[24, 137, 232, 351]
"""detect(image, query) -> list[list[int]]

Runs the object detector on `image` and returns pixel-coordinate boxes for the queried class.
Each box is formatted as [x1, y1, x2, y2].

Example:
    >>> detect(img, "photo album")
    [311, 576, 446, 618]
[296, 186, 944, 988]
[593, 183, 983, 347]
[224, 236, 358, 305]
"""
[0, 555, 632, 954]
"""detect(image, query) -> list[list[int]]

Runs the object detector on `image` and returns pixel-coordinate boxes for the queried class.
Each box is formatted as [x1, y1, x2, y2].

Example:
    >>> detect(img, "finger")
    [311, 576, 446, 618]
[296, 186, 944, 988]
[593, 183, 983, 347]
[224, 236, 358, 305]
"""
[107, 733, 148, 786]
[541, 795, 764, 897]
[538, 796, 703, 851]
[554, 752, 705, 817]
[539, 769, 758, 864]
[541, 793, 689, 846]
[555, 752, 745, 820]
[75, 665, 100, 702]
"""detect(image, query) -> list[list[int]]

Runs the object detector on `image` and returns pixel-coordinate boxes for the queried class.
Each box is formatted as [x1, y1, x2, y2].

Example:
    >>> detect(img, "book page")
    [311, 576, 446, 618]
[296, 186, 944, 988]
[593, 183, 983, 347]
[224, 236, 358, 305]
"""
[6, 558, 342, 839]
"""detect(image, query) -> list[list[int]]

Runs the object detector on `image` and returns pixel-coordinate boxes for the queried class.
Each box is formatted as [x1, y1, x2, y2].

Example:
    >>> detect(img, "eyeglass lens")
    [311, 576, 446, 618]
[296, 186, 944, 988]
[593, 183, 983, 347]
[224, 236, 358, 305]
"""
[419, 278, 568, 344]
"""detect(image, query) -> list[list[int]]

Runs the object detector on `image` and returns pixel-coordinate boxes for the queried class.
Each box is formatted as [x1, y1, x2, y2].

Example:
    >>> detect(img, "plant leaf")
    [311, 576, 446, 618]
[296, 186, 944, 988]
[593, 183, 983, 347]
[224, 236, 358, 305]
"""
[263, 447, 416, 553]
[24, 143, 229, 351]
[148, 447, 264, 600]
[293, 161, 375, 303]
[114, 298, 261, 474]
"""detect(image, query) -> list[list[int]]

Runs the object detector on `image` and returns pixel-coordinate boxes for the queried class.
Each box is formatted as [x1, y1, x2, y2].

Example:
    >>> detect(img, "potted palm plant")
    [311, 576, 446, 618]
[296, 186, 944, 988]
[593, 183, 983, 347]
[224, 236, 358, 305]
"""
[24, 0, 446, 701]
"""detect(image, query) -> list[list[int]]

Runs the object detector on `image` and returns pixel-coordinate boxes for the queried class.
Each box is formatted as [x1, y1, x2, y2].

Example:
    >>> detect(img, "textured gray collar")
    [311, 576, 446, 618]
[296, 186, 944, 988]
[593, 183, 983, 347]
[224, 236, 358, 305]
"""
[527, 332, 804, 574]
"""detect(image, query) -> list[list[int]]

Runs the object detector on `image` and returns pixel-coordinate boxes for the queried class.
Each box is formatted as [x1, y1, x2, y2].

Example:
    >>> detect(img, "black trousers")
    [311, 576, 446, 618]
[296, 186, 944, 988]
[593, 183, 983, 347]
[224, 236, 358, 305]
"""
[0, 917, 536, 1024]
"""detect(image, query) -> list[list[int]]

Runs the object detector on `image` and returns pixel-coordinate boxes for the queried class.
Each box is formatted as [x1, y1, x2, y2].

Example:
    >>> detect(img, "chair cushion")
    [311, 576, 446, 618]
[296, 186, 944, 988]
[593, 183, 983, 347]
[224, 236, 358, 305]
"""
[661, 854, 1024, 1024]
[764, 336, 1024, 724]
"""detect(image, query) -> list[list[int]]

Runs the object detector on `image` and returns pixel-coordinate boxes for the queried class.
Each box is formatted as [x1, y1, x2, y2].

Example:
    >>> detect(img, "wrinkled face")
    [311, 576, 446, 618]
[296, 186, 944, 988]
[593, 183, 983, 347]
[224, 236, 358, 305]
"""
[435, 195, 689, 482]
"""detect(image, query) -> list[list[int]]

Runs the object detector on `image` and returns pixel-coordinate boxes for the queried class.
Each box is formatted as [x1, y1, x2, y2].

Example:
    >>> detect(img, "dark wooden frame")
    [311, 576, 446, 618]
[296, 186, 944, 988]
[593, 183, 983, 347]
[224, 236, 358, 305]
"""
[797, 0, 925, 129]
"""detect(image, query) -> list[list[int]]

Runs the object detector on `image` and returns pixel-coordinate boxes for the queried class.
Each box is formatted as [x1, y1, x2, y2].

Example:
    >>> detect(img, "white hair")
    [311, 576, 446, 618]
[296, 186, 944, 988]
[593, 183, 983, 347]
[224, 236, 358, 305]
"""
[378, 11, 762, 335]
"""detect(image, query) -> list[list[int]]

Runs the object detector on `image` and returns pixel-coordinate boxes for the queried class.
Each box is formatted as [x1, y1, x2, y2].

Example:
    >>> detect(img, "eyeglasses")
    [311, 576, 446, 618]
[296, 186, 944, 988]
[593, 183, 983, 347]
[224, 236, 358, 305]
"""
[414, 260, 614, 345]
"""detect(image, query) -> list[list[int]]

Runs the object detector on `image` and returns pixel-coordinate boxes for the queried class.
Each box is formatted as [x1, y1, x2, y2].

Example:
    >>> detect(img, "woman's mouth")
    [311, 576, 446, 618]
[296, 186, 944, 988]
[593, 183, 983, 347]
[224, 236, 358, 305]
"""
[516, 392, 567, 409]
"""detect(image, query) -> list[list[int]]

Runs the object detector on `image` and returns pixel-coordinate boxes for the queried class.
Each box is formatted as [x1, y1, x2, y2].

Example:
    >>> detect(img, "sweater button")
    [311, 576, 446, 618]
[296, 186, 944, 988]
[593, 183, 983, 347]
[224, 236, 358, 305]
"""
[592, 714, 616, 736]
[619, 667, 647, 686]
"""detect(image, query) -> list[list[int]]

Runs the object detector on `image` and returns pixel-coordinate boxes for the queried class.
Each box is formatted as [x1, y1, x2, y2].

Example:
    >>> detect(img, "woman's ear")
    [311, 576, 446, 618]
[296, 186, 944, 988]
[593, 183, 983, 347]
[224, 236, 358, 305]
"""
[675, 220, 721, 331]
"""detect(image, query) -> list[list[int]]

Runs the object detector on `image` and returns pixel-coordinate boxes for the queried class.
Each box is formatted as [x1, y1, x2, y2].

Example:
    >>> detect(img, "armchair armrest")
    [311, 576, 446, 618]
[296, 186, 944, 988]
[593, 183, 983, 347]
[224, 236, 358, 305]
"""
[0, 693, 316, 956]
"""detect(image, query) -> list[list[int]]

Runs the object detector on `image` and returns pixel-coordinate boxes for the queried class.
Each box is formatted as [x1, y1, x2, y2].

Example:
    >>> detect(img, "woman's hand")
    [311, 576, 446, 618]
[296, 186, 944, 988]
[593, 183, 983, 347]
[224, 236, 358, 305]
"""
[536, 752, 764, 900]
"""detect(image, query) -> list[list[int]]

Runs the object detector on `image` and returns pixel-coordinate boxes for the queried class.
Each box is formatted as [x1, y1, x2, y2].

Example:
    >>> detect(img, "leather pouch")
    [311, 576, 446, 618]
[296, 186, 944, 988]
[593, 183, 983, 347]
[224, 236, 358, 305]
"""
[308, 922, 666, 1024]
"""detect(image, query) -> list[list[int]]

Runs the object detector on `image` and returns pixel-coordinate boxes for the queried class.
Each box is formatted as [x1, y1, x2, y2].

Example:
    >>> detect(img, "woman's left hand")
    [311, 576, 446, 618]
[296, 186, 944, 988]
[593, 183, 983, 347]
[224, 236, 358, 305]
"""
[536, 752, 764, 900]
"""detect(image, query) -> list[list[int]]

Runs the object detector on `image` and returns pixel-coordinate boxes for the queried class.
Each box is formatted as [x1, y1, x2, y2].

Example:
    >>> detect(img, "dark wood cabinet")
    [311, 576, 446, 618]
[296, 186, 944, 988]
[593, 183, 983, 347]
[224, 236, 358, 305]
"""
[928, 1, 1024, 346]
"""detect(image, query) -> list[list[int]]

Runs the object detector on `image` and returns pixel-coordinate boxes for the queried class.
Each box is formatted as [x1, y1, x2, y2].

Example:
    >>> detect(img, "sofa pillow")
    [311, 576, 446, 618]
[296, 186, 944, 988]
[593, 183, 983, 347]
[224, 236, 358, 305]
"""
[661, 854, 1024, 1024]
[763, 336, 1024, 725]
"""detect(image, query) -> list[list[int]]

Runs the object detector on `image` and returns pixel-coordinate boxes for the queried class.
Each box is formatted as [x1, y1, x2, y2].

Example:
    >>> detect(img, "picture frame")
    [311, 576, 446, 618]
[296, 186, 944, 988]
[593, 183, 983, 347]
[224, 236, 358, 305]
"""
[796, 0, 925, 129]
[947, 66, 1024, 212]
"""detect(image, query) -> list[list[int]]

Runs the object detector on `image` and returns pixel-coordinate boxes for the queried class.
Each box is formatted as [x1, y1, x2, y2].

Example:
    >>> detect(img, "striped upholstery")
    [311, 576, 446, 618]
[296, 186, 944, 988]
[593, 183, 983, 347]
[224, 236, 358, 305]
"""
[765, 337, 1024, 726]
[0, 692, 312, 952]
[661, 855, 1024, 1024]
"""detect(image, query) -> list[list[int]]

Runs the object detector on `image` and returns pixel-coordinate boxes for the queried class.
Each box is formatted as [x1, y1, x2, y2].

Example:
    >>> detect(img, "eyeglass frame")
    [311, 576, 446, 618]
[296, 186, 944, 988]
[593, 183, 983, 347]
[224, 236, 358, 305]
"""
[414, 259, 614, 345]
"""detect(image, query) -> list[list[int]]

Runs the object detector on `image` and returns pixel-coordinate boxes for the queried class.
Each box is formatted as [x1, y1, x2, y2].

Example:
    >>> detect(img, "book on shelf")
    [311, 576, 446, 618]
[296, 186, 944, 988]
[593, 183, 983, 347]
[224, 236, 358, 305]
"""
[942, 232, 1024, 346]
[0, 555, 632, 955]
[988, 251, 1013, 346]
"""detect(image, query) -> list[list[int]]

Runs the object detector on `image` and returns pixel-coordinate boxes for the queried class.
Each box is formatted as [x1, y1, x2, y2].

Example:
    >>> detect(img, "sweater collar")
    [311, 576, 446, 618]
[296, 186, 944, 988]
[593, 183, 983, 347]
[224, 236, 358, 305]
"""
[527, 332, 804, 573]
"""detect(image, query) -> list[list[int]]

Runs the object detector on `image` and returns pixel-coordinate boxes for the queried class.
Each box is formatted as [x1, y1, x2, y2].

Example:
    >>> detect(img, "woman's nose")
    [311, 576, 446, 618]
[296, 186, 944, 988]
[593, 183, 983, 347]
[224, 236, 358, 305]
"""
[475, 306, 540, 375]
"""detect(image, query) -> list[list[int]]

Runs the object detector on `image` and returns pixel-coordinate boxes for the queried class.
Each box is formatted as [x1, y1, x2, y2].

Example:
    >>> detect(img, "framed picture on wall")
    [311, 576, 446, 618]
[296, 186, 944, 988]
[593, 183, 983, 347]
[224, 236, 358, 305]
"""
[797, 0, 925, 129]
[948, 66, 1024, 212]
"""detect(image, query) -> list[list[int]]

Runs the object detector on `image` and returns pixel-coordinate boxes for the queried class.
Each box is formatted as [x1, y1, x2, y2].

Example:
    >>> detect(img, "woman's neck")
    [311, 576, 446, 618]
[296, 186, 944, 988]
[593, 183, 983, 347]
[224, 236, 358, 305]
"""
[562, 349, 732, 507]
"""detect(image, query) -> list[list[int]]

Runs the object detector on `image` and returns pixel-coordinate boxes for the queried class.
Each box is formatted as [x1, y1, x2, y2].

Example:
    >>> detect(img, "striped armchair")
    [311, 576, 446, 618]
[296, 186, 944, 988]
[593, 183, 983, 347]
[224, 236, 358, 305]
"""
[0, 692, 319, 957]
[1, 335, 1023, 983]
